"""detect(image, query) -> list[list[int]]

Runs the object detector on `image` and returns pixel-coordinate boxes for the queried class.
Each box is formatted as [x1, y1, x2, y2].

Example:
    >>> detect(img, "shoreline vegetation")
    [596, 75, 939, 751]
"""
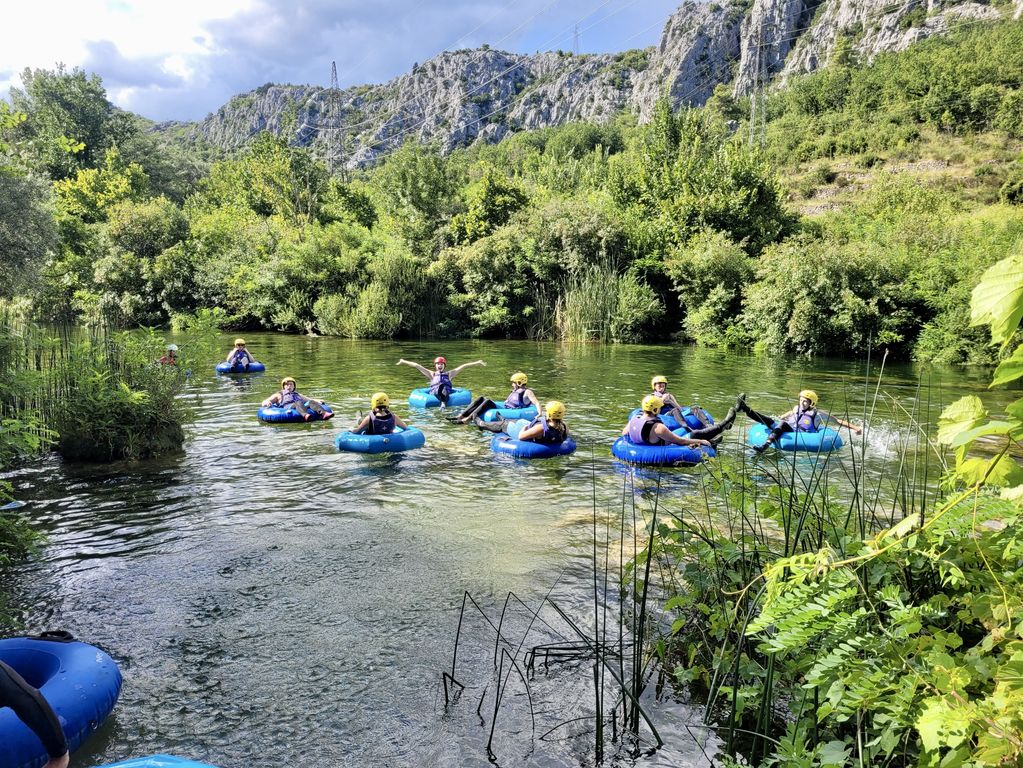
[1, 15, 1023, 768]
[0, 20, 1019, 360]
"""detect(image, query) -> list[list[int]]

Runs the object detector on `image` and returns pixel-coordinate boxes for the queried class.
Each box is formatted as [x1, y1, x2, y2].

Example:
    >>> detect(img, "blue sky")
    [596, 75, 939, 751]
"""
[0, 0, 681, 122]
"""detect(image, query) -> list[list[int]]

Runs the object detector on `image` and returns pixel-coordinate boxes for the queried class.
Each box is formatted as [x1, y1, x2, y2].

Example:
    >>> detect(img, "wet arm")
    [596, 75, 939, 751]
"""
[517, 423, 543, 441]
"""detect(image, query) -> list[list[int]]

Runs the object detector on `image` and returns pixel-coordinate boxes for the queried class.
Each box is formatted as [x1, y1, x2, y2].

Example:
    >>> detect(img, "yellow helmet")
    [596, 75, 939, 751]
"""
[234, 338, 246, 346]
[651, 375, 668, 388]
[371, 392, 390, 408]
[642, 395, 664, 414]
[281, 376, 296, 387]
[545, 400, 566, 420]
[799, 389, 819, 406]
[510, 372, 528, 385]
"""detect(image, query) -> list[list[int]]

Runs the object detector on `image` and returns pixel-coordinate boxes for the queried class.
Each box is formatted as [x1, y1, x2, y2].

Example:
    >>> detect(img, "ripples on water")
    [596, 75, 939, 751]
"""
[1, 338, 1007, 767]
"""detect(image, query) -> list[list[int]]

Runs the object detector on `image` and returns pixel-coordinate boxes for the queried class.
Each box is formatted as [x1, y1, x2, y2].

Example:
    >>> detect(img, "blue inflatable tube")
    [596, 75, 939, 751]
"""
[335, 426, 426, 454]
[99, 757, 220, 768]
[0, 635, 122, 768]
[215, 361, 265, 374]
[489, 419, 576, 459]
[747, 423, 843, 452]
[481, 404, 539, 422]
[611, 433, 716, 466]
[407, 387, 472, 409]
[257, 403, 333, 423]
[627, 407, 714, 432]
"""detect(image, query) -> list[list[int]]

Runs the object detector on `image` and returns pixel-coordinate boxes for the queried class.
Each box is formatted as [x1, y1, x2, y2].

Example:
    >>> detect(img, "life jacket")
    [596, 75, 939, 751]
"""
[429, 371, 453, 395]
[523, 415, 566, 444]
[229, 349, 250, 364]
[796, 407, 820, 432]
[369, 409, 396, 435]
[279, 390, 301, 407]
[627, 413, 664, 445]
[505, 387, 528, 409]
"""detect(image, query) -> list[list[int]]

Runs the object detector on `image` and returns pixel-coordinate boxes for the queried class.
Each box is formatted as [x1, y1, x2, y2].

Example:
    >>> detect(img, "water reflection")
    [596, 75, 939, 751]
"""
[1, 336, 1005, 767]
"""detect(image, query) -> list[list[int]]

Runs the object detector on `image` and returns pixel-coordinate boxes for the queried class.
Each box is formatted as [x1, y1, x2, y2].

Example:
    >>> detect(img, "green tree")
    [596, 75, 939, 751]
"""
[9, 65, 114, 179]
[451, 166, 527, 244]
[373, 140, 456, 255]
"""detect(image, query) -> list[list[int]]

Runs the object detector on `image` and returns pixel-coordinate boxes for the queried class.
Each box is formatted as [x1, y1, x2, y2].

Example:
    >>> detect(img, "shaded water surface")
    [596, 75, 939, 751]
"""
[1, 338, 1005, 767]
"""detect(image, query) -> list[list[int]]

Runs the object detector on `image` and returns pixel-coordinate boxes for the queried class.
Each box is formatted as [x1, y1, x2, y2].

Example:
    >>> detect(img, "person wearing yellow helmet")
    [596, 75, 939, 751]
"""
[451, 370, 540, 424]
[352, 392, 407, 435]
[516, 400, 570, 444]
[262, 376, 333, 421]
[649, 374, 727, 430]
[733, 390, 862, 453]
[622, 395, 715, 449]
[225, 338, 257, 370]
[396, 356, 486, 406]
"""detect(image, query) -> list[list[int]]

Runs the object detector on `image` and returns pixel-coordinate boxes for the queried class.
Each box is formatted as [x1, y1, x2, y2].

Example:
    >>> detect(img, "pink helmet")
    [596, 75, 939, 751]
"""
[434, 356, 446, 364]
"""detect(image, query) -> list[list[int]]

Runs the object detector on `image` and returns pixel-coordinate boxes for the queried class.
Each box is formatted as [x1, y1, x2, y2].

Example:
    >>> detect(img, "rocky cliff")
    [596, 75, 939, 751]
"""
[169, 0, 1018, 166]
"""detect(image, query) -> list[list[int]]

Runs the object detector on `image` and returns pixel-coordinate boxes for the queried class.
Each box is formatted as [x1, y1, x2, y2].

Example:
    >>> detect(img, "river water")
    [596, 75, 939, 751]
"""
[0, 336, 1008, 768]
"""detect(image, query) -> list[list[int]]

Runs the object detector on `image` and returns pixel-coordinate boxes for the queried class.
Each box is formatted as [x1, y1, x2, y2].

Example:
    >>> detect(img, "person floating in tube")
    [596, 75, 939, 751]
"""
[0, 659, 70, 768]
[452, 371, 541, 424]
[262, 376, 333, 421]
[649, 375, 717, 428]
[224, 338, 256, 370]
[516, 400, 570, 444]
[622, 395, 725, 448]
[732, 390, 862, 453]
[396, 356, 485, 407]
[352, 392, 407, 435]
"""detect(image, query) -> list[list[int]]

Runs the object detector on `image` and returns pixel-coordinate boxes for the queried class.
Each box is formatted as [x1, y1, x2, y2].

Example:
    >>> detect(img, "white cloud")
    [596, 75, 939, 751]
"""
[1, 0, 677, 121]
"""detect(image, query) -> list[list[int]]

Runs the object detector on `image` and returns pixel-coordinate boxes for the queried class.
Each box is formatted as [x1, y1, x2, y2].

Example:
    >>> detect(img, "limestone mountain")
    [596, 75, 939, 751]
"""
[164, 0, 1021, 166]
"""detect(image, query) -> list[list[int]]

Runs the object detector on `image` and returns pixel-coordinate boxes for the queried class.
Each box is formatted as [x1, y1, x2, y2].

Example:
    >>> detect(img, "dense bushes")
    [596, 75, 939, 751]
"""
[4, 21, 1023, 359]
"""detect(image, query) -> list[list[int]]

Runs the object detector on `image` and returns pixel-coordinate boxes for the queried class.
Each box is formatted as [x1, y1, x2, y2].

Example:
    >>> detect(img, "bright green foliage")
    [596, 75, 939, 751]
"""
[765, 20, 1023, 165]
[450, 166, 527, 244]
[47, 330, 187, 462]
[664, 230, 753, 346]
[373, 140, 457, 255]
[646, 227, 1023, 768]
[53, 149, 149, 224]
[8, 65, 114, 179]
[608, 102, 792, 255]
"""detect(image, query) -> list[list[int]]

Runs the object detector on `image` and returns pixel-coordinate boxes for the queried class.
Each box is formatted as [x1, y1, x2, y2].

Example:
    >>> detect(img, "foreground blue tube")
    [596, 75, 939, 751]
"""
[481, 404, 539, 422]
[490, 419, 576, 459]
[99, 757, 220, 768]
[215, 361, 265, 374]
[611, 433, 716, 466]
[408, 387, 472, 408]
[257, 403, 333, 423]
[747, 423, 843, 452]
[0, 636, 122, 768]
[335, 426, 426, 454]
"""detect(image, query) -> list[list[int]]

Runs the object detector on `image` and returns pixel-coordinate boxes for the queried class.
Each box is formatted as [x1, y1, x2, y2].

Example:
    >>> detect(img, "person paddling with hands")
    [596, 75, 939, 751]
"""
[396, 356, 486, 407]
